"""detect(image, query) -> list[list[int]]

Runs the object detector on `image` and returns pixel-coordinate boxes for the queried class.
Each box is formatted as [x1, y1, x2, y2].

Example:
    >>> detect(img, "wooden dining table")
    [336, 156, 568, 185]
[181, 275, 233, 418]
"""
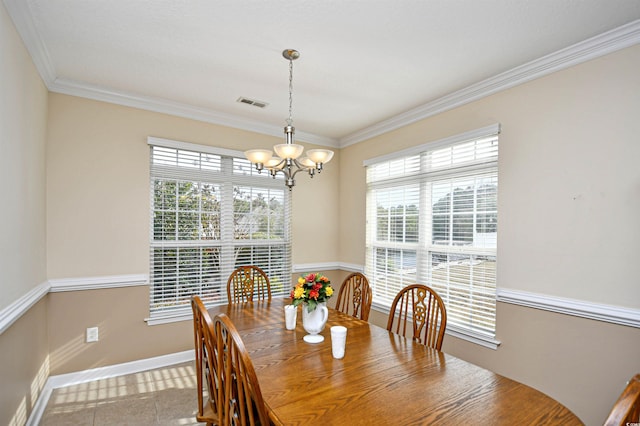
[208, 298, 582, 425]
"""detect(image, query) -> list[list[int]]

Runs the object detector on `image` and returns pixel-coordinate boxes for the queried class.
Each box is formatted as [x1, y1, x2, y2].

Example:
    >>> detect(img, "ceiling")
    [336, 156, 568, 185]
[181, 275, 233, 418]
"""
[5, 1, 640, 147]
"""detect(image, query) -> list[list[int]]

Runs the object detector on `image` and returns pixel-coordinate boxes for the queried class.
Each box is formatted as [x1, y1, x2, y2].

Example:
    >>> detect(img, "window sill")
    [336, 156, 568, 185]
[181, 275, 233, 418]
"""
[145, 309, 193, 326]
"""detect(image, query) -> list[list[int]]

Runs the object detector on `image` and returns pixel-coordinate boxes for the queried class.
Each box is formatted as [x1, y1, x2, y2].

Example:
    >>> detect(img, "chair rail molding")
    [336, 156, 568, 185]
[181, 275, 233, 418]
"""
[0, 281, 50, 335]
[292, 262, 363, 274]
[497, 288, 640, 328]
[48, 274, 149, 292]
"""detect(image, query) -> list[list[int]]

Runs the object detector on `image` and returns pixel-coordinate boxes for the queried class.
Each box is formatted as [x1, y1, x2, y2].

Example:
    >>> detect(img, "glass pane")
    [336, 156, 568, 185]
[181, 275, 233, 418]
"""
[152, 147, 177, 166]
[233, 186, 285, 240]
[177, 150, 200, 169]
[432, 176, 496, 247]
[452, 213, 473, 245]
[452, 179, 475, 213]
[154, 180, 177, 211]
[233, 157, 283, 179]
[374, 185, 419, 243]
[177, 181, 199, 211]
[150, 246, 226, 311]
[429, 252, 496, 334]
[370, 248, 417, 304]
[233, 244, 290, 297]
[476, 179, 497, 212]
[154, 211, 176, 240]
[178, 211, 199, 240]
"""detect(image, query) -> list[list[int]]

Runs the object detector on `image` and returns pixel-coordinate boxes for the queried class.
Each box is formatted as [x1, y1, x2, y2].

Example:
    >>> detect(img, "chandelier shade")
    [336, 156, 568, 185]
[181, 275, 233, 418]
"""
[244, 49, 334, 190]
[244, 149, 273, 164]
[274, 143, 304, 160]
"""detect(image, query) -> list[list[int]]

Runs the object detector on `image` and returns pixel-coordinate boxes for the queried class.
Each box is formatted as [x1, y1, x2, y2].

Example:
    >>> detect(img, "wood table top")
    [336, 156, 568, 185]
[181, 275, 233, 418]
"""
[208, 298, 582, 425]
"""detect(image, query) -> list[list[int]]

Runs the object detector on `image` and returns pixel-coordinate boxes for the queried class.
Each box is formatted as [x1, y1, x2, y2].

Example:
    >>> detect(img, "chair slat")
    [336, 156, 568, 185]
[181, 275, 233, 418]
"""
[386, 284, 448, 351]
[335, 272, 373, 321]
[227, 265, 272, 304]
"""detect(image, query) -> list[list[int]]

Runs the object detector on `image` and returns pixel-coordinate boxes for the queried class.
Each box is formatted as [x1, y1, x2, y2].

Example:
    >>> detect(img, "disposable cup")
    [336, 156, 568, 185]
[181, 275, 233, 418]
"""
[330, 326, 347, 359]
[284, 304, 297, 330]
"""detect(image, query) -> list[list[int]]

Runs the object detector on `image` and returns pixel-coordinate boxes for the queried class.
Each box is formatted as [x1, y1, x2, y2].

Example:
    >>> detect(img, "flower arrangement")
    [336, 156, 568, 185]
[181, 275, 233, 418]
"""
[290, 272, 334, 312]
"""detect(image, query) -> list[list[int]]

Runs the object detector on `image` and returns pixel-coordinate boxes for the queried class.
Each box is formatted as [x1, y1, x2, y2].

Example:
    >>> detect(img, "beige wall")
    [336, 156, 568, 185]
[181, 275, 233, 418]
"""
[0, 2, 48, 311]
[0, 3, 49, 424]
[48, 286, 192, 374]
[342, 45, 640, 425]
[44, 93, 340, 375]
[46, 94, 340, 279]
[0, 299, 49, 425]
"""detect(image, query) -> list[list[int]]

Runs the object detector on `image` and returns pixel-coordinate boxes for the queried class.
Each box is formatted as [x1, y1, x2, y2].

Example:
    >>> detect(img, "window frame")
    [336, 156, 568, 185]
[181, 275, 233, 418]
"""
[364, 125, 501, 349]
[146, 137, 291, 325]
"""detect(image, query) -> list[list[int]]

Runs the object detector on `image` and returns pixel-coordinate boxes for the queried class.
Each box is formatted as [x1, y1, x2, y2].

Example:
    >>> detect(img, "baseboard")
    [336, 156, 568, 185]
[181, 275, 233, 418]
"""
[26, 349, 194, 426]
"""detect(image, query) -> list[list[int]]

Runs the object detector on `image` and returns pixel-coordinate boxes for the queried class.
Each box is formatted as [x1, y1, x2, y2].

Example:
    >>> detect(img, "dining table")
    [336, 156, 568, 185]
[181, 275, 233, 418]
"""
[207, 298, 583, 425]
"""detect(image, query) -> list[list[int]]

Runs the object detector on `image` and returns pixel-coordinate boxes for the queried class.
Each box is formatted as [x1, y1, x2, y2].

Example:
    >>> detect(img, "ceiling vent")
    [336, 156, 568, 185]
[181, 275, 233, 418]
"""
[237, 97, 268, 109]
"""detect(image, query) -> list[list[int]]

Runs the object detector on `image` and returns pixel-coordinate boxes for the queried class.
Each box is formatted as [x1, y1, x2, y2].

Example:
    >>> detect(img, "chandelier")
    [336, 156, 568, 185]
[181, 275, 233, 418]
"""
[244, 49, 334, 190]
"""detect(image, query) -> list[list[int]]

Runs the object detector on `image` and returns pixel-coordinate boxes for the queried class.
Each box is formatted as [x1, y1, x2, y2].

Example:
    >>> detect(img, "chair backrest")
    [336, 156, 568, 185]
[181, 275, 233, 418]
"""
[605, 374, 640, 426]
[190, 296, 219, 425]
[227, 265, 272, 304]
[208, 313, 270, 426]
[386, 284, 447, 351]
[335, 272, 373, 321]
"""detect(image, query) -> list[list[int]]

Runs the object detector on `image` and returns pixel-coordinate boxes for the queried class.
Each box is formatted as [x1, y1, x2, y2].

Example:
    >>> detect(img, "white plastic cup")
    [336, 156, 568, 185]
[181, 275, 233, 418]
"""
[284, 304, 297, 330]
[330, 326, 347, 359]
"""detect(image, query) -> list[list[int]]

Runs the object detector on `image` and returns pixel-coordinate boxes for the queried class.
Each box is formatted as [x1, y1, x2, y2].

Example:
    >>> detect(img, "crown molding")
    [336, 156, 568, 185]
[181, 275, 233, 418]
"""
[48, 78, 339, 148]
[339, 19, 640, 147]
[3, 0, 56, 83]
[6, 0, 638, 150]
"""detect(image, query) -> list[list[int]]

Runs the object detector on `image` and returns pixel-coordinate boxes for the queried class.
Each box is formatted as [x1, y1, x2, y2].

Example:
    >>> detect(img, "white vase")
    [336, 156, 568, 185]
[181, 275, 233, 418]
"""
[302, 302, 328, 343]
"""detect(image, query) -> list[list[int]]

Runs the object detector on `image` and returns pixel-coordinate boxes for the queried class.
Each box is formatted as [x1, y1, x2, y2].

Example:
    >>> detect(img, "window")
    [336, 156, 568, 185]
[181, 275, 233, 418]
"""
[148, 137, 291, 321]
[365, 125, 499, 345]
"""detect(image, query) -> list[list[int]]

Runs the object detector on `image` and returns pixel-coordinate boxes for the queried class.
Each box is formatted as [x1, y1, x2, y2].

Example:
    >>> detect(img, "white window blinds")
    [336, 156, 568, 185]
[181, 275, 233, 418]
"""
[365, 125, 499, 340]
[149, 138, 291, 319]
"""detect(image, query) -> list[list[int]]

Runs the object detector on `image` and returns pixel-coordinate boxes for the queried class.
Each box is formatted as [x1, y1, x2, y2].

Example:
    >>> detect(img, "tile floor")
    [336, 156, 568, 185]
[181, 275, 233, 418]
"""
[40, 362, 205, 425]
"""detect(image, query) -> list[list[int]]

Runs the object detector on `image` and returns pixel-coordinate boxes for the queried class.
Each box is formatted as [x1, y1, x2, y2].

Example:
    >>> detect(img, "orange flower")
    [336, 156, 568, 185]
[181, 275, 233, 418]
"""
[290, 272, 333, 310]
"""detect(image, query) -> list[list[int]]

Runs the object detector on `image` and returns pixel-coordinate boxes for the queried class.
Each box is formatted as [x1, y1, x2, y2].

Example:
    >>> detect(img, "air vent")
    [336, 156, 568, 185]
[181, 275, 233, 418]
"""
[237, 97, 268, 109]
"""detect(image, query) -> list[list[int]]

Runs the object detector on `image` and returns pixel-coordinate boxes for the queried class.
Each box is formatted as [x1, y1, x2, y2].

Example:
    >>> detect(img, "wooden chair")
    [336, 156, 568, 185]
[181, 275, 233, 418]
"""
[386, 284, 447, 351]
[605, 374, 640, 426]
[227, 265, 271, 304]
[335, 272, 373, 321]
[208, 313, 270, 425]
[190, 296, 219, 426]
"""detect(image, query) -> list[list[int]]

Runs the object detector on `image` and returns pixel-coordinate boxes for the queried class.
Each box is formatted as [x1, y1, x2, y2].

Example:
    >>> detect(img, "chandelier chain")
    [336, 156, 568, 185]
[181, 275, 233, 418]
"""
[287, 57, 294, 126]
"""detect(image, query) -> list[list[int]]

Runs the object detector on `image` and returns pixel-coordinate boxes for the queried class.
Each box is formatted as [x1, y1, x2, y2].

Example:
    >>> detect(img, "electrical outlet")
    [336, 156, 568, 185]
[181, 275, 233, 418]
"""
[86, 327, 99, 343]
